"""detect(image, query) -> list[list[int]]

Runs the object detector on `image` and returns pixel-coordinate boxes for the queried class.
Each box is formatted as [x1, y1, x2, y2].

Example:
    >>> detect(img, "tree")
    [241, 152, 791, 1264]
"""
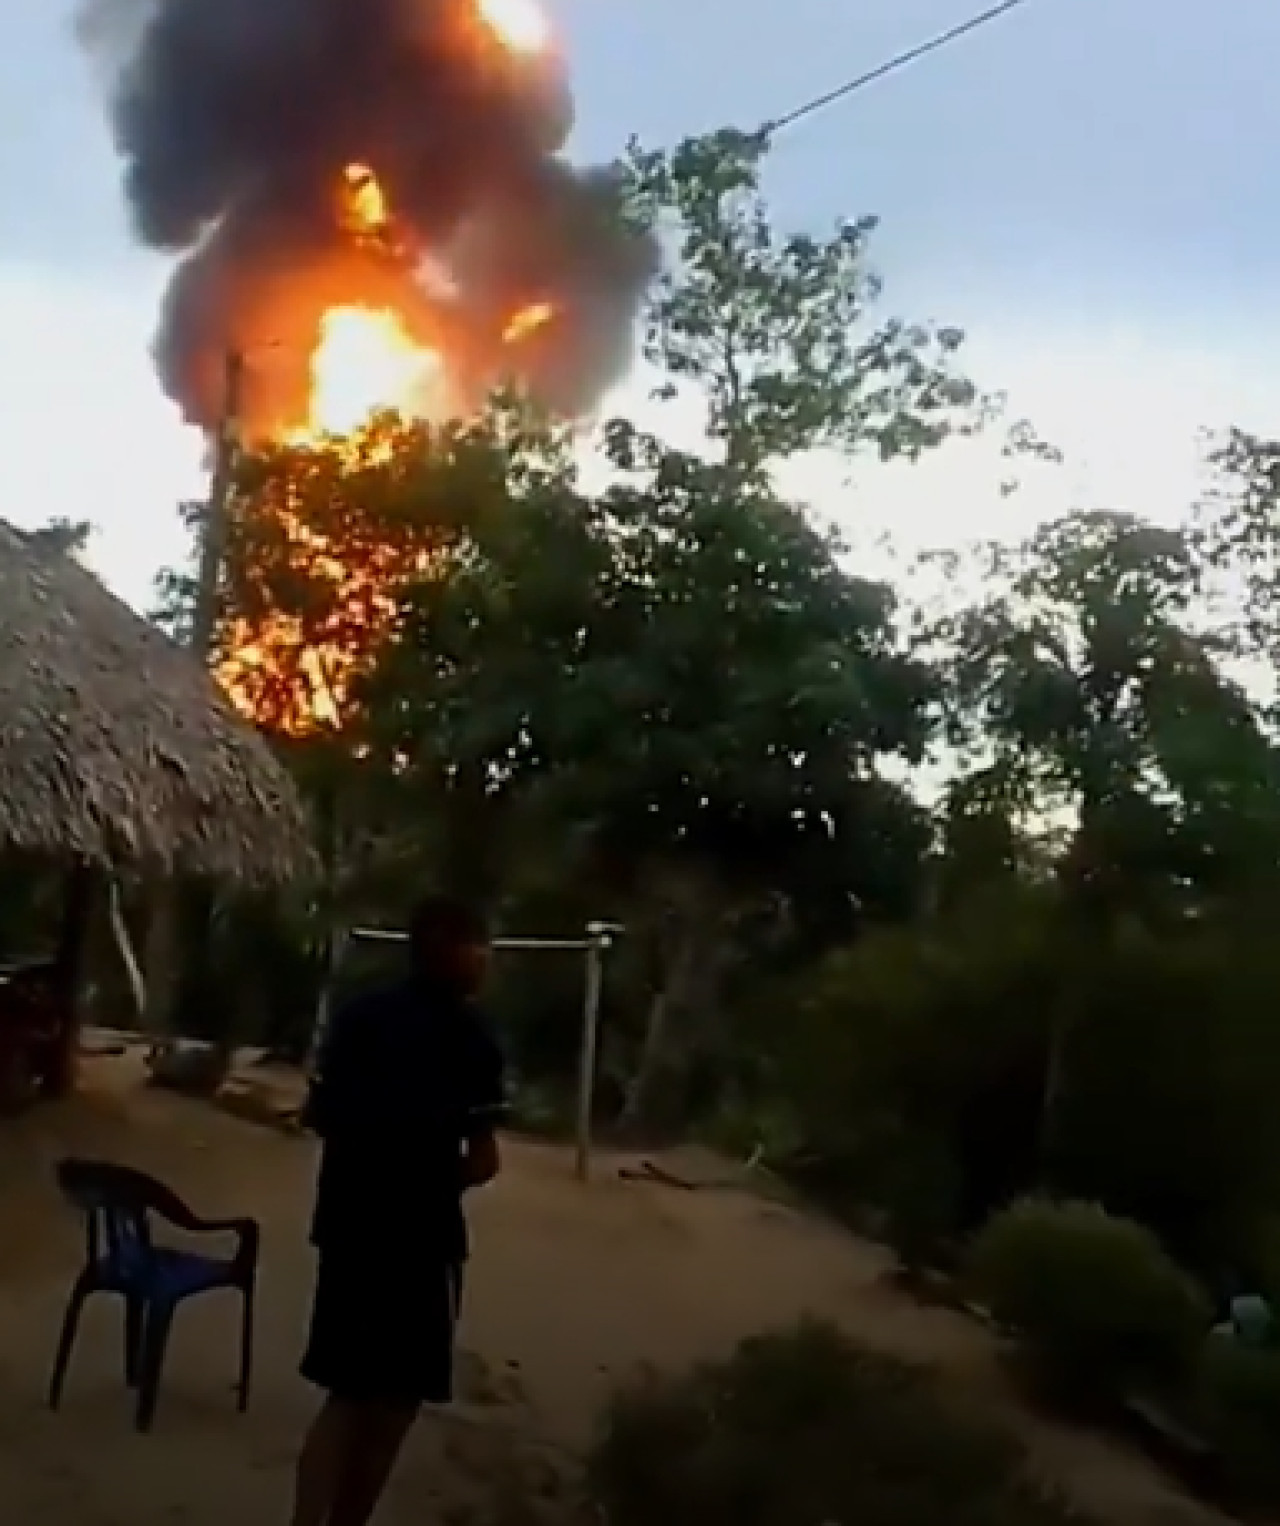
[774, 509, 1280, 1262]
[583, 127, 989, 1123]
[212, 416, 470, 737]
[1202, 426, 1280, 695]
[151, 415, 525, 1049]
[328, 128, 981, 1128]
[940, 509, 1280, 917]
[136, 121, 1280, 1328]
[625, 121, 1057, 493]
[620, 129, 981, 478]
[365, 450, 936, 1127]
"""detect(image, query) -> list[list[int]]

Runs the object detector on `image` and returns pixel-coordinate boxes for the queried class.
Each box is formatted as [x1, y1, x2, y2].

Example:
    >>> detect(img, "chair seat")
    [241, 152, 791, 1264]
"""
[97, 1246, 238, 1301]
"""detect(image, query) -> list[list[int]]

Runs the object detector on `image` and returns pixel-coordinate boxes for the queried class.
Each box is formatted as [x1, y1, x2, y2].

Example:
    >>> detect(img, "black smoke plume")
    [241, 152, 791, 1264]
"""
[79, 0, 658, 435]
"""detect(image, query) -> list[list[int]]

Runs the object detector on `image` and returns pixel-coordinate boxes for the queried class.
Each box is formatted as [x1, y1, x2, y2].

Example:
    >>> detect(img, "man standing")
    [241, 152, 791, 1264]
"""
[290, 896, 505, 1526]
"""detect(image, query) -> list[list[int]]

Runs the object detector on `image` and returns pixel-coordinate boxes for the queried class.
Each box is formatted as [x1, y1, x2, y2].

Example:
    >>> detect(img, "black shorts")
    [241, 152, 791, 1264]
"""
[300, 1251, 463, 1406]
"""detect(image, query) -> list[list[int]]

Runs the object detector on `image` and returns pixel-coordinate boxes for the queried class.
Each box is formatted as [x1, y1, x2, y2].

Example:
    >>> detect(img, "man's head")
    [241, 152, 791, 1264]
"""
[408, 895, 490, 994]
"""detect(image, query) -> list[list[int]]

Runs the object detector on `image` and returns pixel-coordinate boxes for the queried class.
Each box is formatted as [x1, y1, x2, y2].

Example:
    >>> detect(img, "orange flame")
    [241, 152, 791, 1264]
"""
[217, 163, 445, 733]
[287, 166, 442, 439]
[222, 158, 558, 736]
[341, 162, 390, 237]
[344, 163, 384, 227]
[503, 300, 555, 344]
[478, 0, 550, 53]
[306, 305, 440, 438]
[217, 492, 437, 735]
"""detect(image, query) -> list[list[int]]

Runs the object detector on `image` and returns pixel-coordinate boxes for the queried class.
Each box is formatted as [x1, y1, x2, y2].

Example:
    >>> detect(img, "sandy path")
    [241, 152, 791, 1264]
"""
[0, 1054, 1225, 1526]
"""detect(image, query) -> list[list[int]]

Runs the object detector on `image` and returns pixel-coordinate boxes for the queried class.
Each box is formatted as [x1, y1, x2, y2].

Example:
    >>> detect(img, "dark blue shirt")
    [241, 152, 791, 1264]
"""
[306, 975, 505, 1261]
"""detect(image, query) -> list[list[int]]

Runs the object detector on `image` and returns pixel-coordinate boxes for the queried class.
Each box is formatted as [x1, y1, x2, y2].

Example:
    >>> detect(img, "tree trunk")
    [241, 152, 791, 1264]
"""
[619, 926, 699, 1133]
[619, 988, 671, 1132]
[1041, 812, 1111, 1175]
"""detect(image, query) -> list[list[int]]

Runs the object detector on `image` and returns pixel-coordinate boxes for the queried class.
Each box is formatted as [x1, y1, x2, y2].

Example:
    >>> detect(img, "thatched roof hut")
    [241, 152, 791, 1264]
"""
[0, 519, 312, 883]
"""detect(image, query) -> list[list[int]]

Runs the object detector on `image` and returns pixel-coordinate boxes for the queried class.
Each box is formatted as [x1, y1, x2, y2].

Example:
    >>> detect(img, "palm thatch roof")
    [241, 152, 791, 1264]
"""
[0, 520, 313, 882]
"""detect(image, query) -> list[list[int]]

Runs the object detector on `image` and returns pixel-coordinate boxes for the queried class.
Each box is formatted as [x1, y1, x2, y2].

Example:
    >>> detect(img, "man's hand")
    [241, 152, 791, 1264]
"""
[462, 1130, 500, 1190]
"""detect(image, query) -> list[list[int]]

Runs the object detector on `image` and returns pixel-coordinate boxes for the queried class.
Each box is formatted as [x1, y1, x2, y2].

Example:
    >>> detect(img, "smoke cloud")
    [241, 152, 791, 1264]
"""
[79, 0, 658, 435]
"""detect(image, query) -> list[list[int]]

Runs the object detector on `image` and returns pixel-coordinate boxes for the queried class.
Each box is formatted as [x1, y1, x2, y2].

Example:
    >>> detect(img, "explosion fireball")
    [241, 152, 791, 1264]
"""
[80, 0, 657, 440]
[479, 0, 553, 53]
[81, 0, 658, 732]
[306, 305, 439, 438]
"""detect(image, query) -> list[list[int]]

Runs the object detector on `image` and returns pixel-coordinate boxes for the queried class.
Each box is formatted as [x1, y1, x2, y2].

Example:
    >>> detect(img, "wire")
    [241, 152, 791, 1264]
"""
[763, 0, 1036, 136]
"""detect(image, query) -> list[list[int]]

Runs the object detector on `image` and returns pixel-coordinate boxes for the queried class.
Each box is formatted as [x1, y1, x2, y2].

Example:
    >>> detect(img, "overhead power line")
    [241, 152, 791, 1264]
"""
[762, 0, 1036, 137]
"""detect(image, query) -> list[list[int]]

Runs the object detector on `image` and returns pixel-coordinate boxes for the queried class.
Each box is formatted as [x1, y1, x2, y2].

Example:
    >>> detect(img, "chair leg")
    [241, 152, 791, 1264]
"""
[123, 1295, 145, 1387]
[237, 1280, 255, 1412]
[135, 1300, 174, 1433]
[48, 1275, 93, 1410]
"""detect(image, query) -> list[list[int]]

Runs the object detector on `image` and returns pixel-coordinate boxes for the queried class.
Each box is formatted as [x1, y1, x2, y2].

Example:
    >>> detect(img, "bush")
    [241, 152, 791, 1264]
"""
[967, 1199, 1210, 1408]
[1196, 1341, 1280, 1508]
[773, 895, 1062, 1252]
[588, 1321, 1091, 1526]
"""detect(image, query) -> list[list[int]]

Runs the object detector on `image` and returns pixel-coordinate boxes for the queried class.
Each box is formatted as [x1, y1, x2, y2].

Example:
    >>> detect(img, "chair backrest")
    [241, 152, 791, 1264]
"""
[55, 1158, 196, 1273]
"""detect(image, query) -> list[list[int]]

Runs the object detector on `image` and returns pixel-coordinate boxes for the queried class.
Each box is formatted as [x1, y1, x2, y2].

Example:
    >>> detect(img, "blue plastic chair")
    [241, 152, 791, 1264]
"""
[48, 1157, 260, 1431]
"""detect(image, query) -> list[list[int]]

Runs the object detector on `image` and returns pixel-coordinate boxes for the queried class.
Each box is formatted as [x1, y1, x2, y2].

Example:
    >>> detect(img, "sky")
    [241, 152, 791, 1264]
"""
[1, 0, 1279, 609]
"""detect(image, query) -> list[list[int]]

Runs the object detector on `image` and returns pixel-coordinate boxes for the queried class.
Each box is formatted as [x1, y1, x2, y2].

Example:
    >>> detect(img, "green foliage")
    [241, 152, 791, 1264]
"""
[621, 129, 982, 472]
[220, 410, 561, 737]
[1043, 915, 1280, 1280]
[1201, 426, 1280, 675]
[588, 1321, 1090, 1526]
[362, 445, 937, 1124]
[769, 881, 1280, 1289]
[141, 126, 1280, 1371]
[775, 882, 1061, 1247]
[941, 510, 1280, 913]
[1195, 1341, 1280, 1507]
[376, 467, 933, 883]
[968, 1200, 1210, 1407]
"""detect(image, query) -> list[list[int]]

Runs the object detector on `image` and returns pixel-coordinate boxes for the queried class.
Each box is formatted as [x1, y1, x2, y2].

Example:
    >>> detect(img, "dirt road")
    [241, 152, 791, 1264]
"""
[0, 1052, 1223, 1525]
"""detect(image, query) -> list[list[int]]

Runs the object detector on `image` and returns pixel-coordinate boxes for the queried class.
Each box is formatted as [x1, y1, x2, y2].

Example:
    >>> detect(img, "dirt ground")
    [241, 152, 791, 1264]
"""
[0, 1048, 1227, 1526]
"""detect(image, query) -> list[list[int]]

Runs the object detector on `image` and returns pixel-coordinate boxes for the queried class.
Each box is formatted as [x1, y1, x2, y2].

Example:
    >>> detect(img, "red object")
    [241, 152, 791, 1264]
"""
[0, 961, 72, 1110]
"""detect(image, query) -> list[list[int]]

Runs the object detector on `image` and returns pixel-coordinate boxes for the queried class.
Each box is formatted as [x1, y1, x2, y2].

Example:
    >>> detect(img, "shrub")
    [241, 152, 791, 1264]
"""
[1196, 1341, 1280, 1508]
[967, 1199, 1210, 1408]
[588, 1320, 1091, 1526]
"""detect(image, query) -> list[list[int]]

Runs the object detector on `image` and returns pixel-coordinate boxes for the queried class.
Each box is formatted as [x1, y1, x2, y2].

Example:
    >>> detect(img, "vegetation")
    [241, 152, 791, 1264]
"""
[86, 131, 1280, 1224]
[587, 1322, 1090, 1526]
[967, 1199, 1210, 1408]
[13, 123, 1280, 1485]
[1195, 1340, 1280, 1508]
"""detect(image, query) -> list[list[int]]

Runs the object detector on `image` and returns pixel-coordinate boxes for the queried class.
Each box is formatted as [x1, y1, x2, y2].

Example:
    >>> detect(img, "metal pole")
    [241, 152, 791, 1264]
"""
[307, 926, 349, 1071]
[190, 349, 244, 660]
[574, 934, 605, 1183]
[348, 929, 593, 953]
